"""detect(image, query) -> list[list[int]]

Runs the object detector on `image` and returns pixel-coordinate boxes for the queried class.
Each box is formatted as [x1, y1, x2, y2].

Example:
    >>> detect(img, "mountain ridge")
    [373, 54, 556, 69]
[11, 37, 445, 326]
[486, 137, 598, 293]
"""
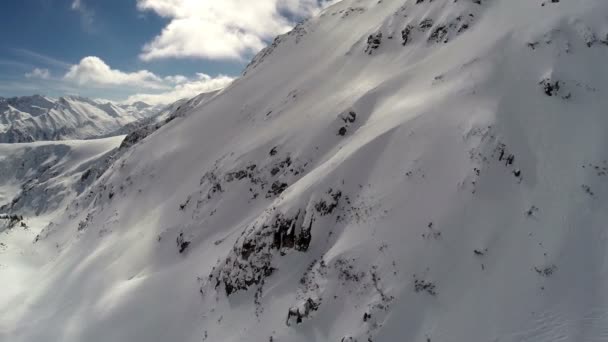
[0, 94, 169, 143]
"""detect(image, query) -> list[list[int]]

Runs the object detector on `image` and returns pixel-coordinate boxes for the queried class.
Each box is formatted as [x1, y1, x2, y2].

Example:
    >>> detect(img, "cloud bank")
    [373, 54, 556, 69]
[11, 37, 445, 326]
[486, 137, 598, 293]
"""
[124, 73, 234, 104]
[62, 56, 233, 104]
[12, 1, 340, 104]
[64, 56, 165, 89]
[136, 0, 336, 61]
[25, 68, 51, 80]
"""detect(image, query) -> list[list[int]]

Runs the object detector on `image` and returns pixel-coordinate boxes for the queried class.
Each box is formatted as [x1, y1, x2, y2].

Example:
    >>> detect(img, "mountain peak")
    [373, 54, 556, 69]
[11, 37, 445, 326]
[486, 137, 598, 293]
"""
[130, 101, 152, 109]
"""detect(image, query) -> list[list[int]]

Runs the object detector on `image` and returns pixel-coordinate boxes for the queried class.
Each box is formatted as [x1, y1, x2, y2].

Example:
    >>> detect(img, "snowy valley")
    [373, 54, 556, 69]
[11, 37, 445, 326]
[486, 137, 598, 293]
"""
[2, 0, 608, 341]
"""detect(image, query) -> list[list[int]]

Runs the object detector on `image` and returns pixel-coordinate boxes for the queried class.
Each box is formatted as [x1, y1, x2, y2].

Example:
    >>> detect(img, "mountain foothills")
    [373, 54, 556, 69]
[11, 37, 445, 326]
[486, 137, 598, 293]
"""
[2, 0, 608, 341]
[0, 95, 169, 143]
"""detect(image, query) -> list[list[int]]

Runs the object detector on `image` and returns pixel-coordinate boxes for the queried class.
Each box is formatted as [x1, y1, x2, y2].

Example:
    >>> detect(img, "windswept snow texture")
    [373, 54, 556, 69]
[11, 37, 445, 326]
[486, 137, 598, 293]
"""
[3, 0, 608, 341]
[0, 137, 123, 218]
[0, 136, 122, 314]
[0, 95, 165, 143]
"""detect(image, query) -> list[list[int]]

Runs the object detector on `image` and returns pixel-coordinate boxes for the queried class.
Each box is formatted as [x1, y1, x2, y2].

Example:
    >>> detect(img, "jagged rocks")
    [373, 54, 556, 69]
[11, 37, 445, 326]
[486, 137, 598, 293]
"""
[177, 232, 191, 254]
[337, 110, 358, 136]
[286, 298, 320, 326]
[77, 212, 94, 231]
[539, 78, 572, 99]
[541, 79, 561, 96]
[342, 111, 357, 124]
[365, 32, 383, 54]
[429, 25, 448, 43]
[209, 187, 344, 296]
[194, 154, 307, 210]
[336, 257, 366, 284]
[401, 25, 414, 45]
[413, 277, 437, 296]
[270, 210, 312, 252]
[331, 7, 365, 19]
[0, 214, 25, 232]
[534, 265, 557, 277]
[243, 21, 310, 74]
[314, 189, 342, 216]
[473, 248, 488, 256]
[211, 209, 308, 296]
[267, 181, 289, 198]
[200, 171, 224, 200]
[427, 14, 475, 44]
[418, 19, 433, 32]
[119, 124, 158, 149]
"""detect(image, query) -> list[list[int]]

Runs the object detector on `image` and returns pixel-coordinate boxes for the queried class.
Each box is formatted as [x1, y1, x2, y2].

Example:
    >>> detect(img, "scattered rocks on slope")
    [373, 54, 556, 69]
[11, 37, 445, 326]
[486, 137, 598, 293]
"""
[413, 276, 437, 296]
[365, 32, 383, 54]
[177, 232, 191, 254]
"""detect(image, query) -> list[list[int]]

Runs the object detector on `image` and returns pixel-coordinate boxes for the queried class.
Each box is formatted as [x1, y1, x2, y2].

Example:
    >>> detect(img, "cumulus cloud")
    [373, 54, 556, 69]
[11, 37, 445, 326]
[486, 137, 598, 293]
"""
[164, 74, 189, 84]
[125, 73, 234, 105]
[59, 56, 232, 104]
[25, 68, 51, 80]
[136, 0, 336, 61]
[64, 56, 166, 89]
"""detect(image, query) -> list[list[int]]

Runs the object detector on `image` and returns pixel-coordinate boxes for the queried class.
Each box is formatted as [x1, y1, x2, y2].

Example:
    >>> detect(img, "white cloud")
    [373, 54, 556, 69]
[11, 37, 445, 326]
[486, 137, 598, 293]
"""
[64, 56, 166, 89]
[59, 56, 233, 104]
[125, 73, 234, 105]
[25, 68, 51, 80]
[136, 0, 336, 61]
[164, 74, 189, 84]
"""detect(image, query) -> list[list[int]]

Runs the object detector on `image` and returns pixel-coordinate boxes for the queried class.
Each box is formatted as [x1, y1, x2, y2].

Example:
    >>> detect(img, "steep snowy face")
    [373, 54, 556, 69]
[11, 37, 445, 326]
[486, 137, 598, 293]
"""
[0, 137, 123, 219]
[103, 90, 221, 140]
[0, 94, 55, 119]
[3, 0, 608, 341]
[0, 91, 218, 220]
[0, 136, 123, 316]
[0, 95, 165, 143]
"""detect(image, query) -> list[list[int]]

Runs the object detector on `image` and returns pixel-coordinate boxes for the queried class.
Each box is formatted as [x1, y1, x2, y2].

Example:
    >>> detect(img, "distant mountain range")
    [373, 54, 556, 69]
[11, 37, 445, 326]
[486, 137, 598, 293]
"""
[0, 95, 167, 143]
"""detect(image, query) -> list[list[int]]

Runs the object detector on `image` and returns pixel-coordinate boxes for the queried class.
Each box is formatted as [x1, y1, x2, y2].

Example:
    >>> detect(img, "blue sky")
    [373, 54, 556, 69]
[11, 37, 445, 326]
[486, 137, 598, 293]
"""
[0, 0, 331, 104]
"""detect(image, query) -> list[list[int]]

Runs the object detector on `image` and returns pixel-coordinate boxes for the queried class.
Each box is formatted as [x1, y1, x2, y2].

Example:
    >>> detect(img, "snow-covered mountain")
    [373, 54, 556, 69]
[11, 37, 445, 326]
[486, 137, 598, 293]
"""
[3, 0, 608, 341]
[0, 95, 165, 143]
[0, 90, 220, 222]
[0, 135, 123, 309]
[0, 137, 123, 218]
[101, 90, 220, 141]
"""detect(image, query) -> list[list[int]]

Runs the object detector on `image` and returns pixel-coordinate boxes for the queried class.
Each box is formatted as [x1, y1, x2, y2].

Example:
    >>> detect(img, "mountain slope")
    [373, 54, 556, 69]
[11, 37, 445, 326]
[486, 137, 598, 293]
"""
[0, 136, 123, 217]
[102, 90, 220, 142]
[0, 136, 123, 313]
[0, 95, 164, 143]
[3, 0, 608, 341]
